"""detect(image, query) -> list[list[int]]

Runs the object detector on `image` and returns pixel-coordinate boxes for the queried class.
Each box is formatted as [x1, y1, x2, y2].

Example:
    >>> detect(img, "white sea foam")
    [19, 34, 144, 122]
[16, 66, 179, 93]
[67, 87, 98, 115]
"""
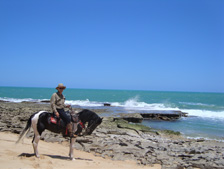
[65, 99, 103, 107]
[120, 97, 179, 111]
[66, 98, 178, 111]
[179, 102, 214, 106]
[179, 102, 219, 110]
[182, 109, 224, 119]
[2, 97, 224, 120]
[0, 97, 37, 103]
[66, 97, 168, 110]
[66, 96, 172, 110]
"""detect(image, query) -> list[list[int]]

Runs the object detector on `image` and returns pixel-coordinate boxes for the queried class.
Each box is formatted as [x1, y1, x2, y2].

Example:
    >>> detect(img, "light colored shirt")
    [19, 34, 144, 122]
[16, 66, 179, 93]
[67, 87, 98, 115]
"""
[50, 92, 66, 113]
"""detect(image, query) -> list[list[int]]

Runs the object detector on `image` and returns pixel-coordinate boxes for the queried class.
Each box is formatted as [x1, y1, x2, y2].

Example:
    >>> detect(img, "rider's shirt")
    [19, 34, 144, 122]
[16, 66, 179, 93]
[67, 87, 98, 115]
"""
[50, 92, 66, 113]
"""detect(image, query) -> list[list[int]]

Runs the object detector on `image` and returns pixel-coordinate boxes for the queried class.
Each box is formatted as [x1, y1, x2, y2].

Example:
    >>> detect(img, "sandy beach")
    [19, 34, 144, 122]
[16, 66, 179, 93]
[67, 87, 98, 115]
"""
[0, 132, 160, 169]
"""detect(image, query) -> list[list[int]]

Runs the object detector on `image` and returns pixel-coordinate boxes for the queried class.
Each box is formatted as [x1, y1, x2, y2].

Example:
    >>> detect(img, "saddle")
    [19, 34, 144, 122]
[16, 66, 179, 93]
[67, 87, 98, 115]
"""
[48, 111, 85, 136]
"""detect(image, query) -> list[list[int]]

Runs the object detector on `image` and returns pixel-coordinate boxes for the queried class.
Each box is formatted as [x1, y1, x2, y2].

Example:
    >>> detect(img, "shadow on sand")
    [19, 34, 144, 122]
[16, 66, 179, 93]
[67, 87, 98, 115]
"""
[18, 153, 35, 158]
[44, 154, 93, 161]
[18, 153, 93, 161]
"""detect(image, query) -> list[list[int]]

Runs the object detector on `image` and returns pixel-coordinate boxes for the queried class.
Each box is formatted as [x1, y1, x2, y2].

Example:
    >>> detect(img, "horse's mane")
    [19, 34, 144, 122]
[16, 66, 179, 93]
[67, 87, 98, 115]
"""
[78, 109, 100, 122]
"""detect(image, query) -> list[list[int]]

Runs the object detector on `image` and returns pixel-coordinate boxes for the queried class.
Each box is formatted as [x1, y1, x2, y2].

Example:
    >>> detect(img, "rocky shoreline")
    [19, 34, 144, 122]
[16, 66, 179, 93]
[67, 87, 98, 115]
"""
[0, 102, 224, 169]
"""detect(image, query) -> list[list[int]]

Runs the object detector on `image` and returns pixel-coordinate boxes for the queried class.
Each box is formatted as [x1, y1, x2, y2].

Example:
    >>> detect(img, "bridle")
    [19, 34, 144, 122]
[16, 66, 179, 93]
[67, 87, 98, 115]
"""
[69, 107, 100, 135]
[85, 118, 98, 130]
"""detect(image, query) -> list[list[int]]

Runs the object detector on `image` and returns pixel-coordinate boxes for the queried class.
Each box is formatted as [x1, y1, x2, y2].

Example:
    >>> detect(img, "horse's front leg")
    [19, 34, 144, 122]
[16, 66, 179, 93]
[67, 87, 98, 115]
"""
[69, 137, 76, 160]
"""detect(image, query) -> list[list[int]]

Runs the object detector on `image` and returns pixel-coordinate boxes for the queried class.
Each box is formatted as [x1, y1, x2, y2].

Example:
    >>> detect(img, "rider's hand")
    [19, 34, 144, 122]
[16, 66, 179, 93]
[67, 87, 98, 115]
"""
[55, 112, 60, 118]
[66, 105, 71, 108]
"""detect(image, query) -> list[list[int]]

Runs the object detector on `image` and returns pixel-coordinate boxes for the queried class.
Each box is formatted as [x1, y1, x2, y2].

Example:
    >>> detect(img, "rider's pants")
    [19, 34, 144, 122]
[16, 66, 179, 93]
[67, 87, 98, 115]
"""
[56, 108, 71, 125]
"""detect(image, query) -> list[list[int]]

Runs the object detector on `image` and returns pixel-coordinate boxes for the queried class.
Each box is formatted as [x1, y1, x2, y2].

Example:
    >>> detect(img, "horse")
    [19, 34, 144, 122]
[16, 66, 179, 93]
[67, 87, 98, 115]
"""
[16, 109, 103, 160]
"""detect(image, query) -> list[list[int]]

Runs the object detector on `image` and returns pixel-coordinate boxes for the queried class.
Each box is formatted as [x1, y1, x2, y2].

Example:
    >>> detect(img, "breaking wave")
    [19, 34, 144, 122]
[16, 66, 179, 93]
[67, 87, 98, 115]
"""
[1, 96, 224, 119]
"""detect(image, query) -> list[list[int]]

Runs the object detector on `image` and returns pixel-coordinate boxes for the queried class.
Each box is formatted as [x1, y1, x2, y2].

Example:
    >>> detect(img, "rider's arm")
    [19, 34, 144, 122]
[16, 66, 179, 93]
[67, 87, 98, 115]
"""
[50, 93, 58, 114]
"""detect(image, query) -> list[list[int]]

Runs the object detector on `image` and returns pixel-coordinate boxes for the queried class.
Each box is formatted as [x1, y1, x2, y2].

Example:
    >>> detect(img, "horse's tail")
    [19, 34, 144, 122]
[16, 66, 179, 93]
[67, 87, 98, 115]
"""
[16, 114, 34, 144]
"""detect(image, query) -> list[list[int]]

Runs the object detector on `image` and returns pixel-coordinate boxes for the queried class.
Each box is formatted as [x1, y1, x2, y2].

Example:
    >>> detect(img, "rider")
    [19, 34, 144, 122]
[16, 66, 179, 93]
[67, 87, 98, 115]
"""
[50, 83, 77, 137]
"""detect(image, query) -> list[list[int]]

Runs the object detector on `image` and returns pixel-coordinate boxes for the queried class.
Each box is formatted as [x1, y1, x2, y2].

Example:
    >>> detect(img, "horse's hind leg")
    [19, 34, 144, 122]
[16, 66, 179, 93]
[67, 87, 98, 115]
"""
[31, 116, 42, 158]
[30, 111, 45, 158]
[32, 134, 41, 158]
[69, 137, 76, 160]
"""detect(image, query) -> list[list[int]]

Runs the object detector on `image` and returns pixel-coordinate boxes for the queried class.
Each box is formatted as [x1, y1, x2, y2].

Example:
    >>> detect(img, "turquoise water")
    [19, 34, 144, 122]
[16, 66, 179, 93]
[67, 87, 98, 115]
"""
[0, 87, 224, 140]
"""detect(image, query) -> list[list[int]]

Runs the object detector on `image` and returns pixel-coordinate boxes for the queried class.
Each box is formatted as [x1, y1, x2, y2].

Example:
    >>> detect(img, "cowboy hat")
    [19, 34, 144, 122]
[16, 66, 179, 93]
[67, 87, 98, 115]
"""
[56, 83, 66, 90]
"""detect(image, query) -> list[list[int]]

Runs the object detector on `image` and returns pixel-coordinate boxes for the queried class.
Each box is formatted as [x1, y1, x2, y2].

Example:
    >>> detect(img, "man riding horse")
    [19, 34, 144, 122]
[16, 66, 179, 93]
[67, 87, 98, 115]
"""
[16, 83, 103, 159]
[50, 83, 77, 137]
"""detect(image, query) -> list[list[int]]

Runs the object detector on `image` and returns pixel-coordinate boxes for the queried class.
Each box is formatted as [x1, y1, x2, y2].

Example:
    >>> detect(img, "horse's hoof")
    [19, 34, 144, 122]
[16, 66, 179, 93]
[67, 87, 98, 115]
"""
[36, 154, 40, 158]
[70, 157, 75, 161]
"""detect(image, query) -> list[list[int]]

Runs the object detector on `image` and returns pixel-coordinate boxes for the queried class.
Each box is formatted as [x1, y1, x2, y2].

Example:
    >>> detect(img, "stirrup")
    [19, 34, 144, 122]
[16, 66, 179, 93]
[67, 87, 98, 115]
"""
[70, 134, 78, 138]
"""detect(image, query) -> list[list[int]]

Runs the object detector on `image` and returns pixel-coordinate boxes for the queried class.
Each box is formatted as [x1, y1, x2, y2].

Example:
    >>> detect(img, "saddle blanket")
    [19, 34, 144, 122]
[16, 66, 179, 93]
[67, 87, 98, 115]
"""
[50, 116, 85, 129]
[50, 116, 57, 124]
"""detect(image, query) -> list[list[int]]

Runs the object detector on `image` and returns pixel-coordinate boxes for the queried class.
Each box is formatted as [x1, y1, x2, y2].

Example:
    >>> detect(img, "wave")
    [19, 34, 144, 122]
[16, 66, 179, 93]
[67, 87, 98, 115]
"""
[65, 99, 103, 107]
[65, 98, 224, 120]
[182, 109, 224, 119]
[1, 97, 224, 119]
[117, 97, 179, 111]
[65, 97, 180, 111]
[66, 97, 176, 111]
[120, 98, 224, 119]
[0, 97, 105, 107]
[0, 97, 41, 103]
[179, 102, 215, 107]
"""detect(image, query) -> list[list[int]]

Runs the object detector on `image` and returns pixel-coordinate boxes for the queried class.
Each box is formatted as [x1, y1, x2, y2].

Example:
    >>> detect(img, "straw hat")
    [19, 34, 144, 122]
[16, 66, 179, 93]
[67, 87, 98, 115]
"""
[56, 83, 66, 90]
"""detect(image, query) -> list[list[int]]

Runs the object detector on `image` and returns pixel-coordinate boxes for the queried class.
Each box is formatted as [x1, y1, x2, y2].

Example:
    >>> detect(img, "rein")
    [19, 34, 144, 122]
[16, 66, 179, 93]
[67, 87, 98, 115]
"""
[84, 118, 100, 132]
[69, 107, 99, 134]
[86, 120, 97, 129]
[69, 107, 85, 129]
[79, 121, 85, 129]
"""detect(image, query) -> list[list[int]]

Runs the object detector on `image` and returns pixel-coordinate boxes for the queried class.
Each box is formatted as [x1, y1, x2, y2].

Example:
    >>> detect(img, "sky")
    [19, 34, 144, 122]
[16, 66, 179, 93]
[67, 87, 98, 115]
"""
[0, 0, 223, 93]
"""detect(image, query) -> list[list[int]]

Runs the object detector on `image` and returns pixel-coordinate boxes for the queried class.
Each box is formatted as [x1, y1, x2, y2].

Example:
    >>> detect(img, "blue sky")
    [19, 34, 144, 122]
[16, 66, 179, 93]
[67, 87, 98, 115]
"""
[0, 0, 223, 92]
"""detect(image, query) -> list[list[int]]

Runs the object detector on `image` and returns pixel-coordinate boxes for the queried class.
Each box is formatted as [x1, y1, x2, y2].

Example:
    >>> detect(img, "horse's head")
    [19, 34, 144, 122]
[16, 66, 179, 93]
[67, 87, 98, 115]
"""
[84, 117, 103, 135]
[70, 109, 103, 136]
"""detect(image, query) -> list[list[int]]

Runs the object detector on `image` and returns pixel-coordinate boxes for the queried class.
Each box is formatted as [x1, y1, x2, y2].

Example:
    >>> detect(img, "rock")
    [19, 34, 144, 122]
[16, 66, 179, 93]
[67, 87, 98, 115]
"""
[140, 110, 185, 121]
[116, 119, 151, 132]
[103, 103, 111, 106]
[1, 101, 224, 169]
[117, 113, 143, 123]
[0, 122, 6, 128]
[196, 138, 205, 142]
[214, 159, 224, 167]
[0, 100, 9, 103]
[160, 130, 181, 136]
[181, 112, 188, 117]
[41, 100, 51, 103]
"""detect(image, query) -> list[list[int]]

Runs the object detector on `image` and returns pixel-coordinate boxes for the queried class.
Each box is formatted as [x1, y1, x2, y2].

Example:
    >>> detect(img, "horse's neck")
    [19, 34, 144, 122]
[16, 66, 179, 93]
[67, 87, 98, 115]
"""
[79, 111, 96, 123]
[79, 116, 90, 124]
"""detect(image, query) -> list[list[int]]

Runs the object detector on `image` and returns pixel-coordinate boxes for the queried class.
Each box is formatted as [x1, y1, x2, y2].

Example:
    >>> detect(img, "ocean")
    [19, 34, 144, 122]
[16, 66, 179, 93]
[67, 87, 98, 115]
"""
[0, 86, 224, 140]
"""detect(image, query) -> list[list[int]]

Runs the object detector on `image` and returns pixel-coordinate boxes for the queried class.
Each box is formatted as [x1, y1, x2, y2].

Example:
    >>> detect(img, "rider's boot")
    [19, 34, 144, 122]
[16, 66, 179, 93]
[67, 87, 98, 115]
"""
[66, 123, 78, 138]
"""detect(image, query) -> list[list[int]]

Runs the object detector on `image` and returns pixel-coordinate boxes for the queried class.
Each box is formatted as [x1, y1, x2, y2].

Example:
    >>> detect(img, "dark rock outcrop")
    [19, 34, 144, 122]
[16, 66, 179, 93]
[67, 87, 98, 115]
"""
[103, 103, 111, 106]
[117, 110, 188, 123]
[117, 113, 143, 123]
[140, 110, 188, 121]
